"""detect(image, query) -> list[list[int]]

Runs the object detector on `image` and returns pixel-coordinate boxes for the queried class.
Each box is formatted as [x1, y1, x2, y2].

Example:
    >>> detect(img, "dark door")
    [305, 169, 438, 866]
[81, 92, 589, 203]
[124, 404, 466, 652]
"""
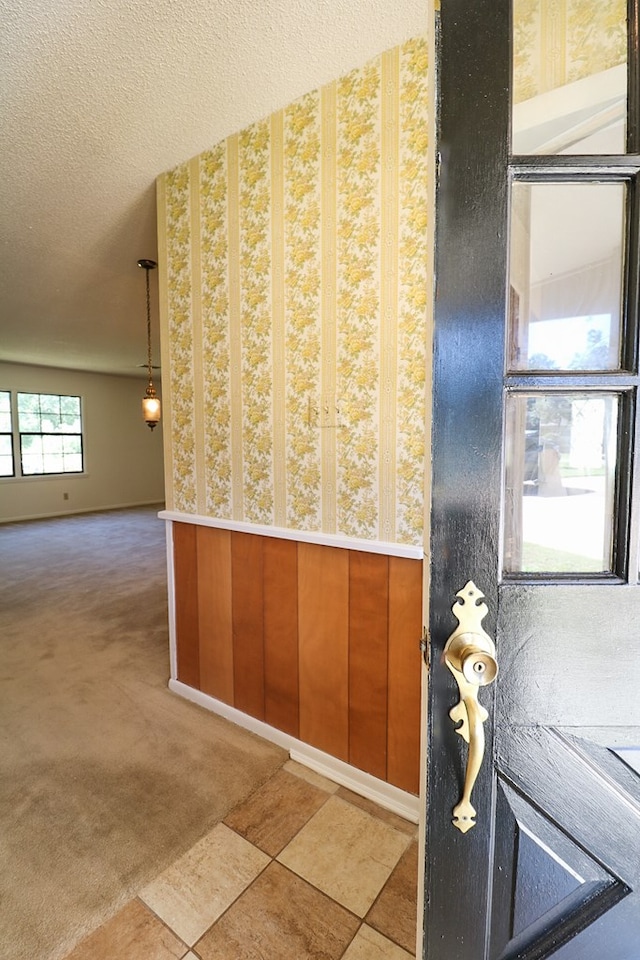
[425, 1, 640, 957]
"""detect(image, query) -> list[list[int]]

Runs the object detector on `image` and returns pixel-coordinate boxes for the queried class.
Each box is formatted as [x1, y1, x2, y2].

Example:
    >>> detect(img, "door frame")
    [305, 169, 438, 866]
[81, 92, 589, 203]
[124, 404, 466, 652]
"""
[418, 0, 510, 953]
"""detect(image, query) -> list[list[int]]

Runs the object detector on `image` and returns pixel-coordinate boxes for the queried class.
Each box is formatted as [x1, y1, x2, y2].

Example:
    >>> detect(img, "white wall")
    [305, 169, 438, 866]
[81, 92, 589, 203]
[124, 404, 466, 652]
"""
[0, 363, 165, 522]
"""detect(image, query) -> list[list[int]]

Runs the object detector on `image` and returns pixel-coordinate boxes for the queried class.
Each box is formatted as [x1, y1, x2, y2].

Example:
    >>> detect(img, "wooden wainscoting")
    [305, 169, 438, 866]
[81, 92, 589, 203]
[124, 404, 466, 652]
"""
[172, 522, 422, 794]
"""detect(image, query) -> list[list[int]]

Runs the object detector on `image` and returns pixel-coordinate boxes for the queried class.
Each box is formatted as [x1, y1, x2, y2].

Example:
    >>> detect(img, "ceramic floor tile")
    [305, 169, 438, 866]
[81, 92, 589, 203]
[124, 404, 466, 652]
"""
[335, 787, 419, 837]
[224, 768, 329, 855]
[284, 759, 340, 793]
[366, 839, 419, 954]
[277, 795, 411, 917]
[195, 861, 360, 960]
[139, 823, 269, 945]
[341, 923, 414, 959]
[63, 900, 186, 960]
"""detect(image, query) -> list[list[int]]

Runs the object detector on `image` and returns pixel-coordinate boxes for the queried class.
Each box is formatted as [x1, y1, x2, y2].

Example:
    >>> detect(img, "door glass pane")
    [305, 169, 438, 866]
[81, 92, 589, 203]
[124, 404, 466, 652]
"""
[512, 0, 627, 155]
[504, 394, 618, 573]
[509, 182, 625, 371]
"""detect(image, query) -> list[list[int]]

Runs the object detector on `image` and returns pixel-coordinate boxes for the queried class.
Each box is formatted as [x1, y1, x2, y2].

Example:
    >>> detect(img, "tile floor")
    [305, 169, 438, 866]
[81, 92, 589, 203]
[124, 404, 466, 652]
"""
[64, 760, 418, 960]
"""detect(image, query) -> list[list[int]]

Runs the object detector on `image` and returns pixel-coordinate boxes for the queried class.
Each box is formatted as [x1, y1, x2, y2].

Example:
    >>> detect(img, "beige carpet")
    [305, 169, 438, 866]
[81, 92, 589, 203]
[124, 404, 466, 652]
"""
[0, 506, 287, 960]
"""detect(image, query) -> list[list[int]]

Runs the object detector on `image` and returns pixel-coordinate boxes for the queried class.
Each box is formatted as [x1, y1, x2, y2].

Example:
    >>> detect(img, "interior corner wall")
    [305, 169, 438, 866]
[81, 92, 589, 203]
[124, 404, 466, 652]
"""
[0, 363, 165, 522]
[157, 35, 430, 548]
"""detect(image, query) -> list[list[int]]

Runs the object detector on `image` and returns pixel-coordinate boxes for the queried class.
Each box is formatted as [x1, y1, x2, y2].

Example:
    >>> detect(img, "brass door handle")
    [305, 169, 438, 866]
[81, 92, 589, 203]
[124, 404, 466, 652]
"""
[443, 581, 498, 833]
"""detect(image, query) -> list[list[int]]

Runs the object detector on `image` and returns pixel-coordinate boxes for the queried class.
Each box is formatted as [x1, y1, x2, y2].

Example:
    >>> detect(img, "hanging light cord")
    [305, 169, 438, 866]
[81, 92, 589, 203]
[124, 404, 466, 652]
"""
[145, 265, 153, 382]
[137, 257, 160, 429]
[137, 257, 157, 391]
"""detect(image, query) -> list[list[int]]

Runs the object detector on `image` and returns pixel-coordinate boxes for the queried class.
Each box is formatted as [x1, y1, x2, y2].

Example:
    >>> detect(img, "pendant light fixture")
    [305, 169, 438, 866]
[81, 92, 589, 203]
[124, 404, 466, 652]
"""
[137, 258, 161, 430]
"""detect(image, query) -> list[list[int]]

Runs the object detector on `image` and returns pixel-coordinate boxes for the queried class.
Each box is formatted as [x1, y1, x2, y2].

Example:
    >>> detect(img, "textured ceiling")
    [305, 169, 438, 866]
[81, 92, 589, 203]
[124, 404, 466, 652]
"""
[0, 0, 426, 377]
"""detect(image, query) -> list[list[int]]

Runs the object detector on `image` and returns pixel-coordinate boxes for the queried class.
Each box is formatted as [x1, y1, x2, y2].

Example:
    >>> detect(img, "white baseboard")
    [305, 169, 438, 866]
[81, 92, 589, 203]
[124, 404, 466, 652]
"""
[169, 679, 420, 824]
[0, 500, 165, 525]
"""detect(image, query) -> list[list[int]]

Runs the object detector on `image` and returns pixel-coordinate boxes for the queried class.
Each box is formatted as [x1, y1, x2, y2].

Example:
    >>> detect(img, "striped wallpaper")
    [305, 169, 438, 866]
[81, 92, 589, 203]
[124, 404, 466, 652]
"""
[514, 0, 626, 103]
[157, 37, 430, 547]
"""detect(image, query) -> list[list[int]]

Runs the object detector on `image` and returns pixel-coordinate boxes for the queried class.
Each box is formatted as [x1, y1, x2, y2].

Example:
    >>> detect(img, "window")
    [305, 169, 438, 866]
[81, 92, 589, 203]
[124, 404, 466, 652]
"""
[0, 391, 14, 477]
[17, 393, 84, 476]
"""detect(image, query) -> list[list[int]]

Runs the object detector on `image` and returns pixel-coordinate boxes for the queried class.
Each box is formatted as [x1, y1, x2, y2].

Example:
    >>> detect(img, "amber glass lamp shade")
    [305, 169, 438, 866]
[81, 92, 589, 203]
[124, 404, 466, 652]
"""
[142, 381, 161, 430]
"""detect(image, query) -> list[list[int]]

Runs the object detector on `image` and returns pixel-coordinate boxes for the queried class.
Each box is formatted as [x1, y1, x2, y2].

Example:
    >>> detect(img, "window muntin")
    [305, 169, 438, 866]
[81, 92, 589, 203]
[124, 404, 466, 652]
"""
[17, 393, 83, 476]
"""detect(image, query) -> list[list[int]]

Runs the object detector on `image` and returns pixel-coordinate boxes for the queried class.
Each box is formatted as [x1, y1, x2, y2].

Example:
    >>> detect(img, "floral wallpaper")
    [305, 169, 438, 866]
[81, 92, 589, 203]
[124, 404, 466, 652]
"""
[200, 144, 232, 519]
[514, 0, 626, 103]
[283, 92, 323, 532]
[335, 58, 382, 539]
[158, 36, 430, 547]
[161, 163, 196, 514]
[159, 5, 622, 544]
[397, 38, 430, 543]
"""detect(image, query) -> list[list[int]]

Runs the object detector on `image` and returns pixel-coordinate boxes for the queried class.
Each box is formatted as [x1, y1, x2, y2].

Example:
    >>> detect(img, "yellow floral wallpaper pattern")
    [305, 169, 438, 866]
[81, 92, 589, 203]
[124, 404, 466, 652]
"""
[161, 164, 196, 514]
[513, 0, 626, 103]
[397, 38, 430, 543]
[158, 36, 430, 547]
[336, 57, 382, 538]
[200, 144, 232, 519]
[284, 91, 323, 532]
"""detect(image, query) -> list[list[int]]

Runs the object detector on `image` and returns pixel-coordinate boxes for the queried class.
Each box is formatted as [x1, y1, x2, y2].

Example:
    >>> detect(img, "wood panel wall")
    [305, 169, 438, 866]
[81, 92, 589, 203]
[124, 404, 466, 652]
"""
[172, 522, 423, 794]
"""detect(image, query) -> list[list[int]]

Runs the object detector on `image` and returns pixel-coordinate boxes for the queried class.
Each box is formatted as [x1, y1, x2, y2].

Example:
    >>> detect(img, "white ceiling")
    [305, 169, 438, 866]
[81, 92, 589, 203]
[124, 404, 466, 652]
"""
[0, 0, 426, 377]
